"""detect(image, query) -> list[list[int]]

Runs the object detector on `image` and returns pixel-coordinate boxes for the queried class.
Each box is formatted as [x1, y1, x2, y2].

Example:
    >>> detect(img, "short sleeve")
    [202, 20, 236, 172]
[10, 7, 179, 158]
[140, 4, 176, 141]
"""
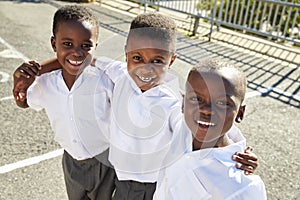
[27, 77, 44, 111]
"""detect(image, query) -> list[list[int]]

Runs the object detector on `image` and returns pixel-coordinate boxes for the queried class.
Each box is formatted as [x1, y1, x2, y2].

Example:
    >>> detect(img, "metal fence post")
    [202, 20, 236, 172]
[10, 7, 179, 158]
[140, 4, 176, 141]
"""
[192, 17, 200, 36]
[209, 0, 218, 42]
[144, 0, 147, 12]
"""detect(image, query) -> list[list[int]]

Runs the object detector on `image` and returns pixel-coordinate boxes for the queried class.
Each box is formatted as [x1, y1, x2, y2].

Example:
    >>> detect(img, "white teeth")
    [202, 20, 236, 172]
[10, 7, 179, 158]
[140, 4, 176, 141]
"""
[69, 60, 83, 65]
[196, 120, 215, 126]
[138, 75, 157, 83]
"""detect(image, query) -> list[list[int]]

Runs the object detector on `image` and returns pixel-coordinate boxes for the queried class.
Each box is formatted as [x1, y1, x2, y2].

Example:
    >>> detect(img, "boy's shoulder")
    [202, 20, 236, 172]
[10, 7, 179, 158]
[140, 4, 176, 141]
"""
[34, 69, 62, 84]
[94, 56, 126, 83]
[95, 56, 126, 71]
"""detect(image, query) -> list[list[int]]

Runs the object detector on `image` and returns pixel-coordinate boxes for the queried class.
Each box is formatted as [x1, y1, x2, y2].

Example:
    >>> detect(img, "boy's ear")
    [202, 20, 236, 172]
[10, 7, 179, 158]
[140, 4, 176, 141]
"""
[181, 94, 185, 113]
[168, 54, 177, 68]
[235, 105, 246, 123]
[124, 45, 128, 62]
[51, 36, 56, 52]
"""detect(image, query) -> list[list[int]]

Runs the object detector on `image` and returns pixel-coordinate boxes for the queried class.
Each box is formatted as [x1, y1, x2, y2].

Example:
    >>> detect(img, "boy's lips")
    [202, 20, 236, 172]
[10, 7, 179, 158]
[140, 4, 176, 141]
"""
[68, 59, 84, 66]
[195, 120, 216, 129]
[137, 74, 157, 83]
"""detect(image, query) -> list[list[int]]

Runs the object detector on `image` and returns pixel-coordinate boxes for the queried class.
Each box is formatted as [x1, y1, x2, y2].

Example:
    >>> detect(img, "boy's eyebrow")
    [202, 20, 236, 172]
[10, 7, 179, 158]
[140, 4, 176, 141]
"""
[60, 37, 93, 43]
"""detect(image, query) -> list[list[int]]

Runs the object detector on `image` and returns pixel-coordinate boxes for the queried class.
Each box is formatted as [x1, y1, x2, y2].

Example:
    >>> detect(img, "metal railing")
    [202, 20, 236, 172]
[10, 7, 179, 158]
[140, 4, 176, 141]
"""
[133, 0, 300, 45]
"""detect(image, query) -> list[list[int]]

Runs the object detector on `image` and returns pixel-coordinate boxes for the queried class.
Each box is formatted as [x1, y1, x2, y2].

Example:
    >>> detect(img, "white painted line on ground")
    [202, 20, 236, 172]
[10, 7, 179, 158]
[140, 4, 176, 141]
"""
[0, 36, 29, 61]
[0, 148, 64, 174]
[0, 95, 14, 101]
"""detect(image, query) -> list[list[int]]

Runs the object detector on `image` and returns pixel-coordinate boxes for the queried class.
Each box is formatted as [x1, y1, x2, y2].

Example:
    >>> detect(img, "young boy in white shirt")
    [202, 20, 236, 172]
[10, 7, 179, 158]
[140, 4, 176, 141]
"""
[13, 12, 259, 200]
[153, 59, 267, 200]
[12, 5, 116, 200]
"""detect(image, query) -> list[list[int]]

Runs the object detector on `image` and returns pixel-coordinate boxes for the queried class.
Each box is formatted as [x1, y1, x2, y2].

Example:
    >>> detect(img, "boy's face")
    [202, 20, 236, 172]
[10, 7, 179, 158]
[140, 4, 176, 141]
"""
[51, 20, 98, 77]
[184, 69, 245, 146]
[125, 36, 176, 91]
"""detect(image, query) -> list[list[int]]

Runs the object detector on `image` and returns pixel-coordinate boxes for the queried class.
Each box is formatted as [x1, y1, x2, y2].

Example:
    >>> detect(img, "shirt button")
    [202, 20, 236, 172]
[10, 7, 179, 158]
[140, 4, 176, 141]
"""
[73, 139, 77, 143]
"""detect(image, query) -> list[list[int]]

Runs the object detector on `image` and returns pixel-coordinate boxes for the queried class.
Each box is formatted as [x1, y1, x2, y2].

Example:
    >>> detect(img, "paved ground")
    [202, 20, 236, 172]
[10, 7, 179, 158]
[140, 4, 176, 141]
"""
[0, 0, 299, 199]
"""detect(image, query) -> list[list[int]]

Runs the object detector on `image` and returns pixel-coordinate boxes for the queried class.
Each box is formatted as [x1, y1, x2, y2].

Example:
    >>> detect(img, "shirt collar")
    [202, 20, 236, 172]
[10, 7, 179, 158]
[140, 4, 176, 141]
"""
[187, 126, 246, 162]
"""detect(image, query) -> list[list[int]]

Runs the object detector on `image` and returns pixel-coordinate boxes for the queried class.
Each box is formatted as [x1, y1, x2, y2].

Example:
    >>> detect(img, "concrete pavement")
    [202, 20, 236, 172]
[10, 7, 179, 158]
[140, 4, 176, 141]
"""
[0, 0, 299, 199]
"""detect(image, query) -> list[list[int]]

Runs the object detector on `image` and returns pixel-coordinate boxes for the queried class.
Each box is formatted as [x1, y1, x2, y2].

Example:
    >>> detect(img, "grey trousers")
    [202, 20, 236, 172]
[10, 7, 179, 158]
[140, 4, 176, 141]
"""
[62, 150, 116, 200]
[112, 178, 156, 200]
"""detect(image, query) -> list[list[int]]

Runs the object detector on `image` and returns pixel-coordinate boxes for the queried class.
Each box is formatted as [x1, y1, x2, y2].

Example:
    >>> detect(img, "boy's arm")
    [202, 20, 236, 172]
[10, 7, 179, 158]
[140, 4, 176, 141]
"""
[232, 146, 258, 175]
[12, 58, 61, 108]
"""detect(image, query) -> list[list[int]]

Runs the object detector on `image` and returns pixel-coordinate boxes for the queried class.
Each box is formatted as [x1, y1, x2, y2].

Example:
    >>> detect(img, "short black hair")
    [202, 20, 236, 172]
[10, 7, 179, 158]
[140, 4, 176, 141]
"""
[188, 58, 247, 102]
[52, 5, 99, 37]
[127, 12, 177, 52]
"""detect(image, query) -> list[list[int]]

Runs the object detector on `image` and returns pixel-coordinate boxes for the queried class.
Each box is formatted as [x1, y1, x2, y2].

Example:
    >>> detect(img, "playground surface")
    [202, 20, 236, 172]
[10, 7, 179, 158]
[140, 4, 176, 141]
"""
[0, 0, 299, 199]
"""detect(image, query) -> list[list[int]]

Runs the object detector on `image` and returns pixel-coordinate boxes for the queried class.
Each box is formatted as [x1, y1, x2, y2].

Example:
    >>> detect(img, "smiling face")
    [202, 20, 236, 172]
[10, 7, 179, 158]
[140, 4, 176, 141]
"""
[51, 19, 98, 82]
[184, 69, 245, 150]
[125, 36, 176, 91]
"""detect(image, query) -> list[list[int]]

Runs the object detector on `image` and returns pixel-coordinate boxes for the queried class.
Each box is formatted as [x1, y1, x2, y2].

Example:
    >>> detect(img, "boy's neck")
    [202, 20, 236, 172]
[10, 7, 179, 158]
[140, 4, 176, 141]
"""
[62, 70, 77, 90]
[192, 134, 234, 151]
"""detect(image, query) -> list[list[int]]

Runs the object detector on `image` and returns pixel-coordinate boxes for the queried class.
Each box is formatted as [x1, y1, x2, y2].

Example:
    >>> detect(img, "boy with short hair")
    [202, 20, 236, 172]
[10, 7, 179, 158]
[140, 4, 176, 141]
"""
[153, 59, 267, 199]
[99, 12, 186, 200]
[13, 5, 116, 200]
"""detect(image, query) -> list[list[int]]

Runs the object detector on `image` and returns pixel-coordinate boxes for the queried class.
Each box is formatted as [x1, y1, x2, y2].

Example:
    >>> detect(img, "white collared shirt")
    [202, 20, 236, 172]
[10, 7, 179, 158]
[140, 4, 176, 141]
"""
[96, 57, 190, 182]
[153, 125, 267, 200]
[27, 65, 113, 160]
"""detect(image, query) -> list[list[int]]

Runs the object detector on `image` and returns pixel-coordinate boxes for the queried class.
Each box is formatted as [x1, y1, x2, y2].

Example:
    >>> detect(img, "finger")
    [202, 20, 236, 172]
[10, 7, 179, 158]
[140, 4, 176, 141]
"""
[233, 155, 258, 169]
[12, 89, 26, 102]
[21, 65, 39, 77]
[18, 92, 27, 101]
[235, 163, 254, 174]
[18, 68, 32, 78]
[234, 152, 258, 161]
[245, 146, 254, 153]
[28, 60, 42, 73]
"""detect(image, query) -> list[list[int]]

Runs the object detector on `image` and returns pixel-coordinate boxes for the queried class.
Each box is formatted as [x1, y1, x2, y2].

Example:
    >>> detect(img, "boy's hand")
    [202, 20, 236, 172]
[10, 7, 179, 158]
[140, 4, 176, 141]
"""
[14, 61, 41, 79]
[232, 146, 258, 175]
[12, 61, 41, 107]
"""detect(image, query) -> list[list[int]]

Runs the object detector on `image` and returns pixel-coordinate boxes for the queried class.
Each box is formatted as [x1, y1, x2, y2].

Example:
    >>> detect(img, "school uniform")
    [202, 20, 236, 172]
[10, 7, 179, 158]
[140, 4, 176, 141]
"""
[96, 57, 191, 200]
[153, 124, 267, 200]
[27, 65, 116, 200]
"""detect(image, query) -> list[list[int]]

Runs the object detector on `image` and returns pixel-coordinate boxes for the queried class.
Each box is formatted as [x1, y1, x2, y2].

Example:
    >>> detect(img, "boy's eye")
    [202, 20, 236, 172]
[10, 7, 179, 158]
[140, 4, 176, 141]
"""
[216, 100, 229, 107]
[190, 96, 203, 102]
[132, 56, 142, 61]
[82, 43, 93, 50]
[63, 42, 72, 47]
[152, 59, 163, 64]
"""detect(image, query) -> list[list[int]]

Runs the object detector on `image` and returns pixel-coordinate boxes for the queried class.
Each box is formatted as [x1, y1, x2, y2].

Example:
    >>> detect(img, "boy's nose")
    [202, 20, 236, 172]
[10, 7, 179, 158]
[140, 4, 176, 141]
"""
[138, 64, 155, 73]
[143, 63, 155, 70]
[199, 104, 214, 116]
[73, 47, 84, 56]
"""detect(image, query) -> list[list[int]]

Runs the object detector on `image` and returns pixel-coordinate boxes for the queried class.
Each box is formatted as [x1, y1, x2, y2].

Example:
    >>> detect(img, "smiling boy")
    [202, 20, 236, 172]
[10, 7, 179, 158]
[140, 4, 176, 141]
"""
[154, 59, 267, 199]
[13, 5, 115, 200]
